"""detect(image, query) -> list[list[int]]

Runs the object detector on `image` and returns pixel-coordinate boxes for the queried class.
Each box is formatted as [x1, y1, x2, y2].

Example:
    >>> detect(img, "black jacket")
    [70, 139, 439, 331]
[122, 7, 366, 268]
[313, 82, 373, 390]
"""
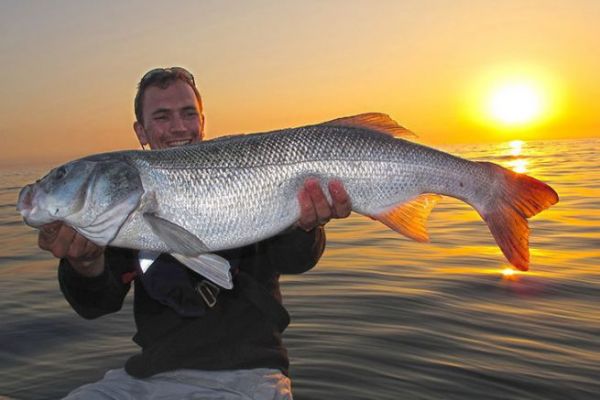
[58, 227, 325, 378]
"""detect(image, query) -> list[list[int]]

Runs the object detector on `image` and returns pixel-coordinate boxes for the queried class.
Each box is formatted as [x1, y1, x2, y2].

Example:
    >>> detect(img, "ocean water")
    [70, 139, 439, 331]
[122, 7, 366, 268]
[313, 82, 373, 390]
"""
[0, 139, 598, 399]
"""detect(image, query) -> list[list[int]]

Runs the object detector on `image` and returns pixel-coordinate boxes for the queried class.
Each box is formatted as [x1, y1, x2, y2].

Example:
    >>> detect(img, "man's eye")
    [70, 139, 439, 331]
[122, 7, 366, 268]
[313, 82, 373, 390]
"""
[154, 115, 168, 121]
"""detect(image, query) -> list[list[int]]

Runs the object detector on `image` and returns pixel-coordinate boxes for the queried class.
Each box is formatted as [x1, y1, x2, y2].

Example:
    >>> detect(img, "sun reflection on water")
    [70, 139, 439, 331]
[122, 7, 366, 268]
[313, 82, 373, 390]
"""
[506, 140, 528, 173]
[507, 158, 528, 173]
[501, 267, 520, 281]
[509, 140, 524, 156]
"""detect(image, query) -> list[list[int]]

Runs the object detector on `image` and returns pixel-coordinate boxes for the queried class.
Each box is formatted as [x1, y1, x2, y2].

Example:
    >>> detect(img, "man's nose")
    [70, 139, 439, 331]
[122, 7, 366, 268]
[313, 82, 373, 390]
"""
[170, 115, 187, 132]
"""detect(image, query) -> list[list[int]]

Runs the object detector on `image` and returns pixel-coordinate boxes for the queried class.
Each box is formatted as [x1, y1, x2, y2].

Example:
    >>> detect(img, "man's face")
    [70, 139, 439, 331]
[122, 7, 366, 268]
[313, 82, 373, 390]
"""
[134, 80, 204, 149]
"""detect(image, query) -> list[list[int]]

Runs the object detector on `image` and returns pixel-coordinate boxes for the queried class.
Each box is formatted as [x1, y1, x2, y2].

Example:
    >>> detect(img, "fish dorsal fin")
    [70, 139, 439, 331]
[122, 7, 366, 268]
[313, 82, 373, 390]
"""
[322, 113, 416, 138]
[143, 213, 210, 256]
[371, 194, 442, 242]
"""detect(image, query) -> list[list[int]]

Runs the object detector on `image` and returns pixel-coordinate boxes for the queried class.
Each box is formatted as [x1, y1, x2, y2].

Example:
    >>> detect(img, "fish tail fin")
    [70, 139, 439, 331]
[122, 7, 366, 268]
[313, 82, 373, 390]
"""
[477, 161, 559, 271]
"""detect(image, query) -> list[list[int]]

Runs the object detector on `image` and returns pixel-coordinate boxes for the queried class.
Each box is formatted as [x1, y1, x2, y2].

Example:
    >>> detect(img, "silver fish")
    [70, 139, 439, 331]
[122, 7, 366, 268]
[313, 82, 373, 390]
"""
[17, 113, 559, 288]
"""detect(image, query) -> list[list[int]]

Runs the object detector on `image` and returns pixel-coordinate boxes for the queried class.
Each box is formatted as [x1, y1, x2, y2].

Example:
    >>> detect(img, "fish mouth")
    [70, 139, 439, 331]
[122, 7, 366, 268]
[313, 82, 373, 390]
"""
[16, 184, 53, 228]
[16, 184, 33, 214]
[16, 184, 39, 225]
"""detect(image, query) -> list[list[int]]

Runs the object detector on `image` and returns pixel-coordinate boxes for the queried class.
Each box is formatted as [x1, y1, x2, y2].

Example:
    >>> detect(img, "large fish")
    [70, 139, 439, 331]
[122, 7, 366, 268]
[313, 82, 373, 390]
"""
[17, 113, 558, 288]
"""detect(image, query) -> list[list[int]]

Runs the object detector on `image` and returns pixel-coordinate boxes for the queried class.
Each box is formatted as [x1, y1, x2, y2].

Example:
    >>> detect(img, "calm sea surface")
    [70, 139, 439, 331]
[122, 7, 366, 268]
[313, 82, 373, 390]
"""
[0, 139, 598, 399]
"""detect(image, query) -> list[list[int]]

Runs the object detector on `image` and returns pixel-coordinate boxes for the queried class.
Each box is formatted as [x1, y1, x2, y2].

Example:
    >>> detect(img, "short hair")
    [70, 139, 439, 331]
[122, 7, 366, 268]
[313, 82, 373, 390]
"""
[134, 67, 203, 124]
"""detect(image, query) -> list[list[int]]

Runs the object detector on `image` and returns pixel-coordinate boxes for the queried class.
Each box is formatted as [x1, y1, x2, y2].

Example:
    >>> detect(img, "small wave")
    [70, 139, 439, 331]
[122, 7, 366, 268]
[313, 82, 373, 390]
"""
[0, 255, 42, 263]
[0, 220, 25, 228]
[0, 186, 22, 192]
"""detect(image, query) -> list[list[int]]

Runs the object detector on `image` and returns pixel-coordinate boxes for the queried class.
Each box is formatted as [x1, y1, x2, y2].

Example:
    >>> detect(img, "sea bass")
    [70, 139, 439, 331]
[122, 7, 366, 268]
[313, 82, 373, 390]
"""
[17, 113, 558, 288]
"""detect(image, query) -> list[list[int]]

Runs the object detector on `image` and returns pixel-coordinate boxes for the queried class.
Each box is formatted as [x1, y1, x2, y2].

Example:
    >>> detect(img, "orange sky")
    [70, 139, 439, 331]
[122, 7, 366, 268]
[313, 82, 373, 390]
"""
[0, 0, 598, 167]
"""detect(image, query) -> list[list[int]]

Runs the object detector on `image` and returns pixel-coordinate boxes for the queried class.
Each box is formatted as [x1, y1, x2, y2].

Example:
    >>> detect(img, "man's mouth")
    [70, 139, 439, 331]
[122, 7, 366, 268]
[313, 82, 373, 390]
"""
[167, 139, 193, 147]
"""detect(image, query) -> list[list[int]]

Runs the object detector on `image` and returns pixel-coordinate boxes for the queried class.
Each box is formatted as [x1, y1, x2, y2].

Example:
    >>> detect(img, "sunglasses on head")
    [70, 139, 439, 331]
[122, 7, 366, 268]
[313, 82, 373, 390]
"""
[140, 67, 196, 86]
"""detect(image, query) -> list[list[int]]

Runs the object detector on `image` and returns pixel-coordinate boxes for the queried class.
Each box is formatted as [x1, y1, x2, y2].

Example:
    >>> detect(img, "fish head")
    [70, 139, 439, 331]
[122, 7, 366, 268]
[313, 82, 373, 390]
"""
[17, 155, 144, 245]
[17, 160, 96, 227]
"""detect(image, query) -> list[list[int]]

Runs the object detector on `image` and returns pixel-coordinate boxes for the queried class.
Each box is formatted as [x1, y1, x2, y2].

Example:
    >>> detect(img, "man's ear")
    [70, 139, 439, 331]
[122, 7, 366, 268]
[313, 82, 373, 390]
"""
[134, 121, 148, 147]
[199, 113, 206, 137]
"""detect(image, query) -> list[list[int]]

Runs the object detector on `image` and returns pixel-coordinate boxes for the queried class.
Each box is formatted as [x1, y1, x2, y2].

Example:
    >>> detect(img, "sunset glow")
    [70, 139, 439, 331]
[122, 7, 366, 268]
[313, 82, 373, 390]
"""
[0, 1, 597, 166]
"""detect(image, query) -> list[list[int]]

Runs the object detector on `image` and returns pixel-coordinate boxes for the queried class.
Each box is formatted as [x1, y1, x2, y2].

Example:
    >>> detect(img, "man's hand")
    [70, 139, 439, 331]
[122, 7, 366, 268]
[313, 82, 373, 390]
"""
[297, 179, 351, 231]
[38, 221, 105, 277]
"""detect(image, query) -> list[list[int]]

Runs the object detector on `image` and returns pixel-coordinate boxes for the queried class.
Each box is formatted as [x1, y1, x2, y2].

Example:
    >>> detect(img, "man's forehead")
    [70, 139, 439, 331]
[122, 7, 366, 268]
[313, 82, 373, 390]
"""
[143, 81, 200, 112]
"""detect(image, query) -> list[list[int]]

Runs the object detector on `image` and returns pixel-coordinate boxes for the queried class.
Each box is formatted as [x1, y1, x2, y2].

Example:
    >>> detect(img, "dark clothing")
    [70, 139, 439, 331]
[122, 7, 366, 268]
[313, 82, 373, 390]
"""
[58, 228, 325, 378]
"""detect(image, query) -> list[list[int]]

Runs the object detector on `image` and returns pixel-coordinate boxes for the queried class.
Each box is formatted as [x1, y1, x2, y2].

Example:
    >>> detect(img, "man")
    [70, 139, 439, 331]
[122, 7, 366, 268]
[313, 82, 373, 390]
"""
[38, 67, 351, 399]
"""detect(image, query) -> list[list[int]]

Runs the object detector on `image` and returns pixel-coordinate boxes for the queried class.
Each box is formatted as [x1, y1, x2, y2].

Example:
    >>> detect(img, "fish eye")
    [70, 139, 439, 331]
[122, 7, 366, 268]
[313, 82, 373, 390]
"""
[55, 166, 67, 180]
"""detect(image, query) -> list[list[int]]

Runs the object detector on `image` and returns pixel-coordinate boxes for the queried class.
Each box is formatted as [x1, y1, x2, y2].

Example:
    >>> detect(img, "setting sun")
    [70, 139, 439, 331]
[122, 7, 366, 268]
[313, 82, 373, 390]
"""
[488, 83, 543, 125]
[464, 65, 564, 140]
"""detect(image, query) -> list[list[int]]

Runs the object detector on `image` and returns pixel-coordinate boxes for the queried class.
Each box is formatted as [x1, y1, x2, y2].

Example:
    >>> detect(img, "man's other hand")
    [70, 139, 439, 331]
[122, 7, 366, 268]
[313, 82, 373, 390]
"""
[38, 221, 105, 277]
[297, 179, 351, 231]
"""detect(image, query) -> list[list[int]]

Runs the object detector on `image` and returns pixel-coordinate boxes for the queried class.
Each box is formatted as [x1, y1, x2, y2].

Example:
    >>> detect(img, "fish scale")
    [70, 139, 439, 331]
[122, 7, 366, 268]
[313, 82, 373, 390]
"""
[119, 126, 474, 249]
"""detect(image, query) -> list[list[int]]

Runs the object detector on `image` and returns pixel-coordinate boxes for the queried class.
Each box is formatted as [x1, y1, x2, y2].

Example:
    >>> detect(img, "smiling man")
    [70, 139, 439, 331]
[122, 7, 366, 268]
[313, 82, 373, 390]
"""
[38, 67, 351, 399]
[133, 70, 205, 149]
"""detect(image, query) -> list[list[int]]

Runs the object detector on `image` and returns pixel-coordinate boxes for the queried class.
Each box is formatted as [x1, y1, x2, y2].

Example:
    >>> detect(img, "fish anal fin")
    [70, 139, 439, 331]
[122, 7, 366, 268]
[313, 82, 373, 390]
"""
[372, 194, 442, 242]
[143, 213, 210, 256]
[321, 113, 416, 138]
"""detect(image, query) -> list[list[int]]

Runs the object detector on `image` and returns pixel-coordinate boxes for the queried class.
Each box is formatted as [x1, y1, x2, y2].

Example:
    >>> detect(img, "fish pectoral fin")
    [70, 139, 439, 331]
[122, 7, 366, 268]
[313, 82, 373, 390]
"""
[139, 191, 159, 213]
[143, 213, 210, 256]
[320, 113, 416, 138]
[172, 253, 233, 289]
[371, 194, 442, 242]
[143, 212, 233, 288]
